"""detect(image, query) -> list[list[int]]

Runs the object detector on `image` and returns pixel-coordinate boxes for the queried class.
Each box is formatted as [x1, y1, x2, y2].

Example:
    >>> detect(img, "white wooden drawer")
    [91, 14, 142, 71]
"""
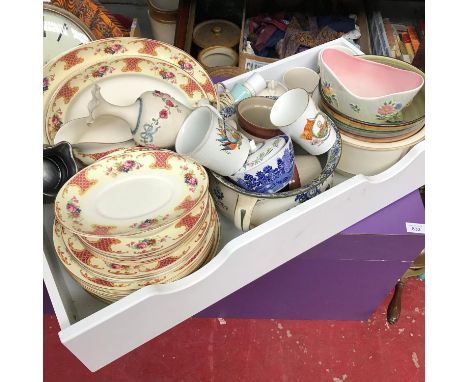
[43, 38, 425, 371]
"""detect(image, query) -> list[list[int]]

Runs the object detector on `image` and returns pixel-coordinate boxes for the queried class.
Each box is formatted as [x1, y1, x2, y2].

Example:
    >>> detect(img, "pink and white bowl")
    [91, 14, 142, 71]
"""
[318, 47, 424, 124]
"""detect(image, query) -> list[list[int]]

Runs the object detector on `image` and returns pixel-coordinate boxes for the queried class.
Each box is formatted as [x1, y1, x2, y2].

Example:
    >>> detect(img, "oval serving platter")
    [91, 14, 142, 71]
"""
[45, 56, 210, 164]
[43, 37, 219, 111]
[55, 150, 208, 236]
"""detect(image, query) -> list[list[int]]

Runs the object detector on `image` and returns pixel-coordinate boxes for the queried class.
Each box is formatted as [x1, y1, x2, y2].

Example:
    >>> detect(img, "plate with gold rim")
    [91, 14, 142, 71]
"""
[79, 195, 211, 258]
[53, 221, 204, 293]
[55, 150, 208, 237]
[60, 203, 213, 280]
[43, 37, 219, 120]
[53, 208, 218, 295]
[68, 224, 219, 304]
[44, 57, 212, 165]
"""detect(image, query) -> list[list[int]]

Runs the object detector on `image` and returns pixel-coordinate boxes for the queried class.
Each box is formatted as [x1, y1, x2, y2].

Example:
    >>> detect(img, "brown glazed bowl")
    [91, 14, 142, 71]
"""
[236, 97, 282, 140]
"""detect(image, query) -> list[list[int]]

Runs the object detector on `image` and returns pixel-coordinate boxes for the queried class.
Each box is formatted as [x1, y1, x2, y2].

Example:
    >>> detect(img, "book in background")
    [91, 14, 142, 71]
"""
[407, 25, 420, 54]
[392, 23, 413, 64]
[383, 18, 401, 59]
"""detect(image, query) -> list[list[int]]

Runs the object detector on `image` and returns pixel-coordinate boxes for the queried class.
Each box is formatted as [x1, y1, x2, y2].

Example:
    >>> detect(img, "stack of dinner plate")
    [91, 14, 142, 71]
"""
[52, 147, 219, 303]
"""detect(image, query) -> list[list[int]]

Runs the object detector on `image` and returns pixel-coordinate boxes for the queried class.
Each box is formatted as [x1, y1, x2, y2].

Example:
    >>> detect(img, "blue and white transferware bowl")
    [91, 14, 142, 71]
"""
[229, 134, 294, 193]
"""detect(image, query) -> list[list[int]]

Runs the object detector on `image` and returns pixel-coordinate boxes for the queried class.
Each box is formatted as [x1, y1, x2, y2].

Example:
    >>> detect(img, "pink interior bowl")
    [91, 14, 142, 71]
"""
[319, 47, 425, 124]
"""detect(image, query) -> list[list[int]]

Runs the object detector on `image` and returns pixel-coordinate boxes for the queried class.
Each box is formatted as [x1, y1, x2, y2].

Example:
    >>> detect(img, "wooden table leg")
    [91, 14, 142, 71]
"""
[387, 279, 405, 324]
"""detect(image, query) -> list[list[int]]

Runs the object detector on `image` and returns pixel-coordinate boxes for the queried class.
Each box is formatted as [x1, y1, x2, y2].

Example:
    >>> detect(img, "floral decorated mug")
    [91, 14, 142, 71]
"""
[175, 105, 255, 176]
[270, 88, 337, 155]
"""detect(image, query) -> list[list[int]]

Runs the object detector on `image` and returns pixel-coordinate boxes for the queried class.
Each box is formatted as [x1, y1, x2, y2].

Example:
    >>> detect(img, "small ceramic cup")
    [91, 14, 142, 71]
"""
[283, 67, 320, 93]
[228, 134, 295, 194]
[270, 88, 337, 156]
[230, 72, 267, 104]
[175, 105, 253, 176]
[286, 155, 323, 191]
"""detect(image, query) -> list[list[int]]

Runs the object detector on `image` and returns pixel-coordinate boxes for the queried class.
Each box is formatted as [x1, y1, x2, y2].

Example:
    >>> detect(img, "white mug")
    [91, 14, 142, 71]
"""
[175, 105, 253, 176]
[282, 67, 320, 93]
[270, 88, 336, 155]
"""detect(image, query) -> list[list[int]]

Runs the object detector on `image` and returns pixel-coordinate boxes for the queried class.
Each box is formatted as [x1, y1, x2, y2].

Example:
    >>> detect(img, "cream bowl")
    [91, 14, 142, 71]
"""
[336, 126, 425, 176]
[237, 97, 282, 140]
[197, 45, 239, 69]
[319, 47, 424, 124]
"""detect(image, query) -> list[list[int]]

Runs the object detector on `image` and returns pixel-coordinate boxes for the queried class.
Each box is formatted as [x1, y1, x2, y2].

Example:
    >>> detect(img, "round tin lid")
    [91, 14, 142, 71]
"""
[193, 19, 241, 48]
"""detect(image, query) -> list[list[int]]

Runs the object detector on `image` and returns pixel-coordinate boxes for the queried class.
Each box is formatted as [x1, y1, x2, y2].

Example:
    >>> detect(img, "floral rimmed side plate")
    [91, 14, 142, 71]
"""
[52, 205, 219, 300]
[73, 224, 219, 303]
[43, 37, 219, 119]
[55, 150, 208, 236]
[59, 202, 213, 280]
[79, 195, 210, 258]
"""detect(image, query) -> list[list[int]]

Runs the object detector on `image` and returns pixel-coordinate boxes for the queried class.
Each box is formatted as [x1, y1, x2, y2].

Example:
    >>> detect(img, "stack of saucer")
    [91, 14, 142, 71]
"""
[52, 147, 219, 303]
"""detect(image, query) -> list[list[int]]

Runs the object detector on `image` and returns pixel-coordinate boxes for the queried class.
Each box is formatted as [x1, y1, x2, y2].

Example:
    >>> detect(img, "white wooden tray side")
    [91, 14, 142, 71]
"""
[59, 141, 424, 371]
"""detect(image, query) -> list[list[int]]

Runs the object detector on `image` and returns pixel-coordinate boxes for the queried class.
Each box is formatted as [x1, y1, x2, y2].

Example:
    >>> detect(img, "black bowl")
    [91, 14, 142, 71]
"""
[43, 142, 78, 203]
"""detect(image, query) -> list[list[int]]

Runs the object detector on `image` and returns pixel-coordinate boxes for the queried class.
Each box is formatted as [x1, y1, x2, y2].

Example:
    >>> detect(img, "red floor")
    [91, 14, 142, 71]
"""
[44, 278, 424, 381]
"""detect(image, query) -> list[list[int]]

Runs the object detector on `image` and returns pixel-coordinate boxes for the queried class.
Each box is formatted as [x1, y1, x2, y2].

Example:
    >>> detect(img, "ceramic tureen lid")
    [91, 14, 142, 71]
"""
[240, 135, 287, 172]
[193, 19, 241, 49]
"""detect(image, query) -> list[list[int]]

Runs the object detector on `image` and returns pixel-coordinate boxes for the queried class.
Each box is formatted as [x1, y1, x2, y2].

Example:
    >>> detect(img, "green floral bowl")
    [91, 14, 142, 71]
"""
[318, 48, 425, 124]
[319, 55, 425, 143]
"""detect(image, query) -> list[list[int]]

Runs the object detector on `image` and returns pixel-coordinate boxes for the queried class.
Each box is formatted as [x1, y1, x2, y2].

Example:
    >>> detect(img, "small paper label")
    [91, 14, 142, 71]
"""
[406, 222, 425, 234]
[244, 58, 270, 71]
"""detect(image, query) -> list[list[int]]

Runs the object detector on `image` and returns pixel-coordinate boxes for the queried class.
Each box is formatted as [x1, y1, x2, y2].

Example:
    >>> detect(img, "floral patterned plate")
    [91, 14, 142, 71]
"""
[79, 195, 210, 258]
[45, 56, 210, 164]
[59, 201, 213, 280]
[53, 215, 217, 295]
[52, 204, 219, 299]
[73, 140, 137, 166]
[43, 38, 218, 132]
[55, 150, 208, 237]
[72, 223, 219, 303]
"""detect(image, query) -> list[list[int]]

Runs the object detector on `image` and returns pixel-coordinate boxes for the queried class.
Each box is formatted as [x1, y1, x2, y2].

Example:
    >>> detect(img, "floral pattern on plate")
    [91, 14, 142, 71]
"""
[55, 150, 208, 236]
[80, 198, 209, 257]
[43, 37, 218, 116]
[45, 57, 206, 144]
[52, 205, 218, 298]
[181, 165, 199, 193]
[105, 159, 143, 176]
